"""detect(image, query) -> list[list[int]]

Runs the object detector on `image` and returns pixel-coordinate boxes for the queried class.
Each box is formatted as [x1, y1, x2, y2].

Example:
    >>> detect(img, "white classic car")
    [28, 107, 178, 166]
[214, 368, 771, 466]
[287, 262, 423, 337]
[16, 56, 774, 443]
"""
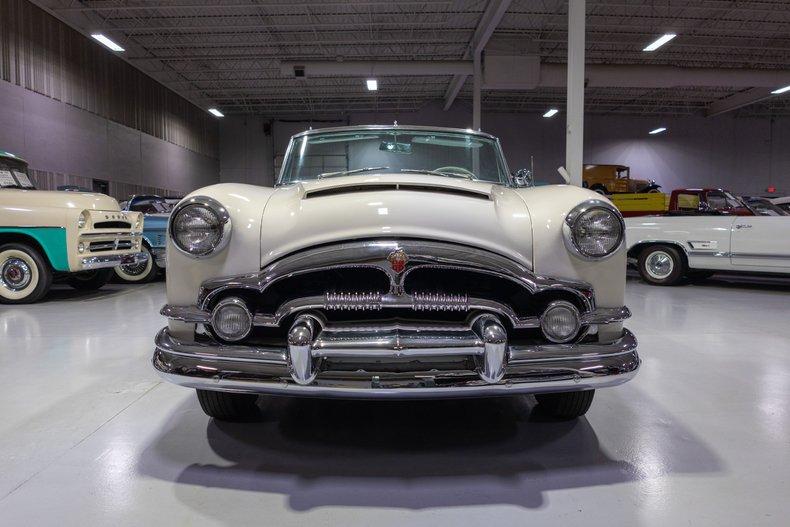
[0, 151, 147, 303]
[153, 125, 639, 421]
[626, 213, 790, 285]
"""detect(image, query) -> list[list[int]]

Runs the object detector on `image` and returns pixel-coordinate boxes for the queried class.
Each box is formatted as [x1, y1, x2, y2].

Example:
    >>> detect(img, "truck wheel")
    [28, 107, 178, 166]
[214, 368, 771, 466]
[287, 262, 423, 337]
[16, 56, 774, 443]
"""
[535, 390, 595, 419]
[114, 245, 156, 283]
[0, 243, 53, 304]
[638, 244, 685, 285]
[67, 268, 113, 290]
[196, 389, 260, 421]
[590, 184, 608, 195]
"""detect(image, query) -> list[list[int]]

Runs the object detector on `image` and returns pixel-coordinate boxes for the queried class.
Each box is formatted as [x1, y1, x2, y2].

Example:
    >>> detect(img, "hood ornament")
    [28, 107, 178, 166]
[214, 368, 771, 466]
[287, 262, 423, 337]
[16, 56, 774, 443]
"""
[387, 248, 408, 274]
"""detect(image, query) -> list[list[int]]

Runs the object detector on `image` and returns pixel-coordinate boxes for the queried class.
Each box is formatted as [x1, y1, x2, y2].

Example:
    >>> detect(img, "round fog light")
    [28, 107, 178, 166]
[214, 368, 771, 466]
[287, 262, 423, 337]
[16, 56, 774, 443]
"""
[211, 297, 252, 342]
[540, 301, 581, 343]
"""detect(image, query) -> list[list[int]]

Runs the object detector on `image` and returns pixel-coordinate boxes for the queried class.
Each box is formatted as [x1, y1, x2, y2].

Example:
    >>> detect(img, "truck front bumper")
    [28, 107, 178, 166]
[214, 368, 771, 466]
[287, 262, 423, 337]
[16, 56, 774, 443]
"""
[152, 326, 639, 399]
[81, 251, 148, 270]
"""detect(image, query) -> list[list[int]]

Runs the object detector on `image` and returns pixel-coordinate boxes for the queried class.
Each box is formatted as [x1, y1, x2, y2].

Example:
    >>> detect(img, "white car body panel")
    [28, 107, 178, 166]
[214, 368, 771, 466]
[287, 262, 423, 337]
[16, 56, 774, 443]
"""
[166, 179, 627, 341]
[625, 215, 790, 273]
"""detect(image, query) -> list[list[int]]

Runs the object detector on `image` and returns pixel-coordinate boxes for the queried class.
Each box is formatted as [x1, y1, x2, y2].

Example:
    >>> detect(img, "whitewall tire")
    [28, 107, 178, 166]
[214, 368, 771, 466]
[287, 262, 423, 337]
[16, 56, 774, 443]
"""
[0, 243, 53, 304]
[637, 244, 685, 286]
[114, 245, 156, 283]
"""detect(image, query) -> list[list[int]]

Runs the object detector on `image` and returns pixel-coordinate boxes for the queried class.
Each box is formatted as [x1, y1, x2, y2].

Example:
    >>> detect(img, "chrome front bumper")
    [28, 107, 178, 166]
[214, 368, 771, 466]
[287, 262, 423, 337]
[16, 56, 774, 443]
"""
[152, 326, 639, 399]
[81, 251, 149, 270]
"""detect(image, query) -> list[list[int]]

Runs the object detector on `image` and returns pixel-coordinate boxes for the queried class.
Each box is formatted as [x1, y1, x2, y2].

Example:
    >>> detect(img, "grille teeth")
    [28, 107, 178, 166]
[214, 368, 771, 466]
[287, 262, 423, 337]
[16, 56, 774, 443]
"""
[412, 292, 469, 311]
[324, 291, 383, 310]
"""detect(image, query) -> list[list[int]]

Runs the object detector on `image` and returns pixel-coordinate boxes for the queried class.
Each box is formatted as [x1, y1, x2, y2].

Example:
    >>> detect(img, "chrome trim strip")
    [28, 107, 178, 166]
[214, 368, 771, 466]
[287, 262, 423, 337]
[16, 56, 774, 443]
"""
[152, 327, 639, 398]
[160, 302, 631, 330]
[81, 251, 148, 270]
[79, 232, 141, 238]
[731, 252, 790, 260]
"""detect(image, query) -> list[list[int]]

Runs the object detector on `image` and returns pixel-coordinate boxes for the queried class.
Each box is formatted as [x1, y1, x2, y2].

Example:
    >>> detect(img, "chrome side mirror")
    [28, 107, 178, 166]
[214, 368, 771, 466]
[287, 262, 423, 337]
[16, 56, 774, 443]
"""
[513, 168, 534, 188]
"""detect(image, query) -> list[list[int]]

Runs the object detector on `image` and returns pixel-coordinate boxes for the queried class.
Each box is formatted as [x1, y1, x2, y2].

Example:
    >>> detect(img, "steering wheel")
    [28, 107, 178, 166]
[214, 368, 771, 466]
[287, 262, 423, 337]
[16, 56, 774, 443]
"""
[434, 166, 475, 179]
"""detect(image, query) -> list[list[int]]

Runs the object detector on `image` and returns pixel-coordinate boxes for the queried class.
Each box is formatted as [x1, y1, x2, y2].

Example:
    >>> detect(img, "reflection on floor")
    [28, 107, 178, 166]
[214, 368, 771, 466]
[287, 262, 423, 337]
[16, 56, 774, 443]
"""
[0, 274, 788, 526]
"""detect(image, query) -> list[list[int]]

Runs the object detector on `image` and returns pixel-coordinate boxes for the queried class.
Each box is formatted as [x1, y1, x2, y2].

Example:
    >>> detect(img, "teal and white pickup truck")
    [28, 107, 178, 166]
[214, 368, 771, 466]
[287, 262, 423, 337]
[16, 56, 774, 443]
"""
[0, 151, 147, 303]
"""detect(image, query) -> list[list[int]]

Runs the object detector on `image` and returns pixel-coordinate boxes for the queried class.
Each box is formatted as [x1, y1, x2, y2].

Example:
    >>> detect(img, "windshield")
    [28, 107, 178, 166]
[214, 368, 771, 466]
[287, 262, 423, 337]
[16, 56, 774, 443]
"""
[128, 197, 174, 214]
[0, 156, 35, 190]
[279, 128, 510, 185]
[745, 199, 789, 216]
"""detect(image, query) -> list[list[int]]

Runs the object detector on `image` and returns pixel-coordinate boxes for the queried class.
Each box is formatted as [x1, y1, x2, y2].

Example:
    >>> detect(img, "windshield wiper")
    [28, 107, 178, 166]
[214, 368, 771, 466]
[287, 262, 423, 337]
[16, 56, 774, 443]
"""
[317, 166, 390, 179]
[400, 168, 474, 180]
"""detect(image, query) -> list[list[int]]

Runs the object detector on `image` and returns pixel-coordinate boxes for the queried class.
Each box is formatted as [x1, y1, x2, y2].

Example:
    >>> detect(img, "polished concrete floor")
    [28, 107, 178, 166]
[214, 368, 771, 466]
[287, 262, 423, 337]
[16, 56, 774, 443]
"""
[1, 274, 789, 526]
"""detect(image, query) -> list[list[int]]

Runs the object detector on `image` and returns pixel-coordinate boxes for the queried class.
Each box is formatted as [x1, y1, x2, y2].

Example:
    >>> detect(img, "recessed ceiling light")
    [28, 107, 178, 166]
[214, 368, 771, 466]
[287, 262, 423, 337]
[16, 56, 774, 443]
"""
[643, 33, 676, 52]
[91, 33, 124, 52]
[649, 127, 667, 135]
[771, 85, 790, 94]
[366, 79, 378, 91]
[208, 108, 224, 117]
[543, 108, 559, 118]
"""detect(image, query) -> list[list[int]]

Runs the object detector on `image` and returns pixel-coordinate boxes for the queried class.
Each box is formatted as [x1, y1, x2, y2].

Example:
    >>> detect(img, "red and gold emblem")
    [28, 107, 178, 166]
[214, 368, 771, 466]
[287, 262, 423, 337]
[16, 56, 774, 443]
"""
[387, 248, 408, 274]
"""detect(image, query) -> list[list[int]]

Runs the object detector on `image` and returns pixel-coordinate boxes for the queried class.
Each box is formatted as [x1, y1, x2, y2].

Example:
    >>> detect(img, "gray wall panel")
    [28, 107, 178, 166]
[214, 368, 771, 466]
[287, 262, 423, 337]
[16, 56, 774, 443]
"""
[218, 105, 790, 196]
[107, 121, 143, 184]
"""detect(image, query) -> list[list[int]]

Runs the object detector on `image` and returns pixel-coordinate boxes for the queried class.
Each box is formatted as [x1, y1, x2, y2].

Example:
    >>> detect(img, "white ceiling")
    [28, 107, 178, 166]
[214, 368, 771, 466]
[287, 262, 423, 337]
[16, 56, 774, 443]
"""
[33, 0, 790, 116]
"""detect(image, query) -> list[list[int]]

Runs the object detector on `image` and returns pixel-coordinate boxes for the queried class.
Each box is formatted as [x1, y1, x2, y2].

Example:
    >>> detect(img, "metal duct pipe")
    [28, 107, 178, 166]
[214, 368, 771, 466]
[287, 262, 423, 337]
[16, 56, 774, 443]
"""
[280, 60, 473, 77]
[537, 64, 790, 89]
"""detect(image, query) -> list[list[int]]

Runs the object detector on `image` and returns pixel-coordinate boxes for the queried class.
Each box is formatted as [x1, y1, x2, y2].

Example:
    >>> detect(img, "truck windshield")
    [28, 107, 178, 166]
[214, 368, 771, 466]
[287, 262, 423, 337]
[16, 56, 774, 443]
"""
[0, 156, 35, 190]
[279, 128, 510, 185]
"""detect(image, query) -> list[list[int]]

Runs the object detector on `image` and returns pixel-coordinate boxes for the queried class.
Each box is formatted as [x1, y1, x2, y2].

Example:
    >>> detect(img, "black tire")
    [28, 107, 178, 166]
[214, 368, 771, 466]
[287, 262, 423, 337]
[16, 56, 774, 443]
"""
[196, 389, 261, 422]
[535, 390, 595, 419]
[0, 242, 53, 304]
[114, 245, 157, 283]
[637, 244, 685, 286]
[590, 184, 608, 195]
[66, 268, 113, 290]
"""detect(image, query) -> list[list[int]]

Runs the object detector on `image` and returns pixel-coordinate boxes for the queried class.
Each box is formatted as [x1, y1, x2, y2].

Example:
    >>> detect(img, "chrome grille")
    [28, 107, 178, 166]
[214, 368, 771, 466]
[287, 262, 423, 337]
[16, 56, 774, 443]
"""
[89, 240, 133, 252]
[412, 292, 468, 311]
[324, 291, 383, 310]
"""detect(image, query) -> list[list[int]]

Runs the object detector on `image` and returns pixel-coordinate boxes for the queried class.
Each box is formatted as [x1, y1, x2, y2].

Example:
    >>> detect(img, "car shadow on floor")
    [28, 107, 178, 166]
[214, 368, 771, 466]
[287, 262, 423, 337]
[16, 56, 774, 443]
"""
[626, 270, 790, 292]
[138, 388, 723, 513]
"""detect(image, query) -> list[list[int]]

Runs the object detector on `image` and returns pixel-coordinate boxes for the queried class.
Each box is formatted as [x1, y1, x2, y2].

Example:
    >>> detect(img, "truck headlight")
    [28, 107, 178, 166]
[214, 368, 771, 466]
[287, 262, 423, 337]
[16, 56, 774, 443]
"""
[78, 211, 88, 229]
[169, 196, 231, 257]
[563, 199, 624, 259]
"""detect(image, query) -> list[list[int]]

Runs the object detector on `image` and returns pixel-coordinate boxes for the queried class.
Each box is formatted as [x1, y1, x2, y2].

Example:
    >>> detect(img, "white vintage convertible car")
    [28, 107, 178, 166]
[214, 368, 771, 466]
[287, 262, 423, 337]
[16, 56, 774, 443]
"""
[626, 214, 790, 285]
[154, 125, 639, 421]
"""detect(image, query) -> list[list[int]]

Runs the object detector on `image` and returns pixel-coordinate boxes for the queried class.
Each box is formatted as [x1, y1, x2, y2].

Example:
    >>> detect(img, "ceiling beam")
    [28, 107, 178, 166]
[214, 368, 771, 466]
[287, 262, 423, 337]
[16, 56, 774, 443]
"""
[443, 0, 512, 111]
[706, 88, 776, 117]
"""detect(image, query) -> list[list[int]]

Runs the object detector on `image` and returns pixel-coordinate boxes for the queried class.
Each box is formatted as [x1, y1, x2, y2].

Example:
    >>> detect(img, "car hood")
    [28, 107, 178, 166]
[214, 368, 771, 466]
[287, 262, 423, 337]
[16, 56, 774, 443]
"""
[0, 188, 119, 211]
[259, 174, 534, 269]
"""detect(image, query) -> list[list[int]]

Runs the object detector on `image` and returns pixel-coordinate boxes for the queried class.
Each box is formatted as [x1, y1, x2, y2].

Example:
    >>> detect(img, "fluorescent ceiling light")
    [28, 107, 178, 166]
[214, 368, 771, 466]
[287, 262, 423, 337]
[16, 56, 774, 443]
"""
[649, 127, 667, 135]
[91, 33, 124, 52]
[771, 85, 790, 94]
[366, 79, 378, 91]
[543, 108, 559, 118]
[208, 108, 224, 117]
[643, 33, 676, 52]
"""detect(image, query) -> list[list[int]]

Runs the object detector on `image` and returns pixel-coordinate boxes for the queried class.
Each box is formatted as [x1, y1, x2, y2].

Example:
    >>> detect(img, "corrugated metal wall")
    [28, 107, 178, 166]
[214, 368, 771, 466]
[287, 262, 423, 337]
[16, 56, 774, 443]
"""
[0, 0, 218, 158]
[28, 169, 179, 200]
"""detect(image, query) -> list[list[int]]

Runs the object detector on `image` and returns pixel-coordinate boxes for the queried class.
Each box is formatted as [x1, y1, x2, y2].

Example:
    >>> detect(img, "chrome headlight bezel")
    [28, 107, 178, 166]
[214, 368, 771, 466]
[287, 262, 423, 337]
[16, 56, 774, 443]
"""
[563, 199, 625, 260]
[169, 195, 232, 258]
[78, 211, 88, 229]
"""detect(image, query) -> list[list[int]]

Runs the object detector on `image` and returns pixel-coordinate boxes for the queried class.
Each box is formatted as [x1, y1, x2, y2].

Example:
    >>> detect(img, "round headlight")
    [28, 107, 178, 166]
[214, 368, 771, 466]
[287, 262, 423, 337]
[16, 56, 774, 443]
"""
[211, 297, 252, 342]
[78, 211, 88, 229]
[540, 300, 581, 343]
[169, 196, 231, 257]
[564, 200, 624, 259]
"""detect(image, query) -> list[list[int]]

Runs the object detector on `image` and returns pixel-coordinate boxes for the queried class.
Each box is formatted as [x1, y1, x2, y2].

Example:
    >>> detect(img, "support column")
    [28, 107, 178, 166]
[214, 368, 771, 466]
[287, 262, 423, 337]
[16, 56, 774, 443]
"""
[565, 0, 586, 186]
[473, 49, 482, 130]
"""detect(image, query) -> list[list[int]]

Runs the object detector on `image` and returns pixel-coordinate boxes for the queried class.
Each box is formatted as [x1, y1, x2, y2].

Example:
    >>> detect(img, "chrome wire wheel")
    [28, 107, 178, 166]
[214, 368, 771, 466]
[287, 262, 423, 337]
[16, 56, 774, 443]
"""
[114, 245, 154, 283]
[645, 250, 674, 280]
[2, 257, 32, 291]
